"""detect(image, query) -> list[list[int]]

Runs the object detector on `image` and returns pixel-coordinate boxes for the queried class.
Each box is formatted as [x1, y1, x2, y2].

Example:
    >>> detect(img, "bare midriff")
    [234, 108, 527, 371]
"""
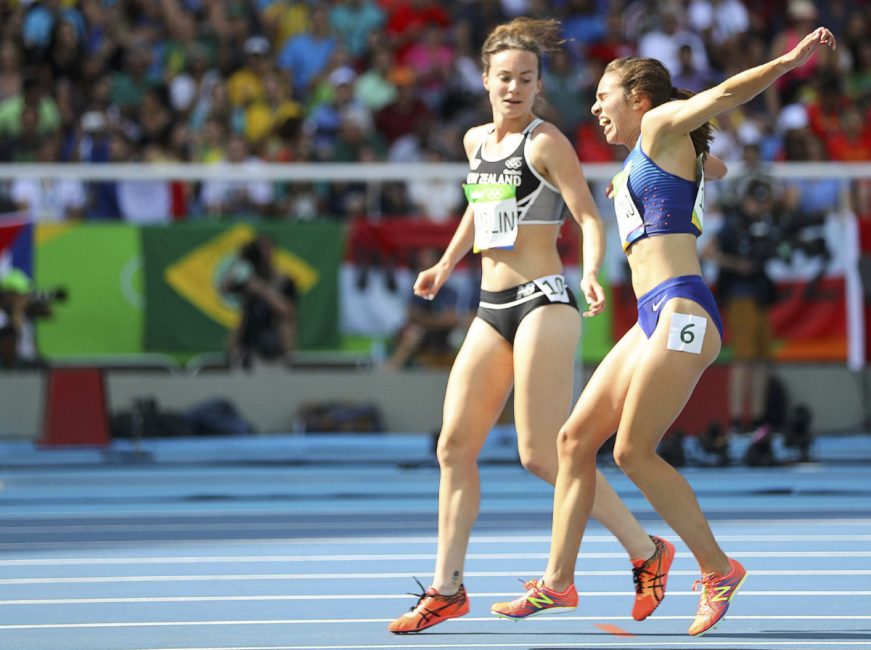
[480, 223, 564, 291]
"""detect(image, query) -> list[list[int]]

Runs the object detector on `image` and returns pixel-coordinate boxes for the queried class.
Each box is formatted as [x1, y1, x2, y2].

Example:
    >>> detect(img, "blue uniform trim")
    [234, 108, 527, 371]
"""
[636, 275, 723, 339]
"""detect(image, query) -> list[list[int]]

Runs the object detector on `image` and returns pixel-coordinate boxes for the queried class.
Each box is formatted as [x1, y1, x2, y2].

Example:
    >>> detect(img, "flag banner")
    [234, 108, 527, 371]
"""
[340, 216, 612, 361]
[35, 222, 143, 356]
[142, 221, 343, 354]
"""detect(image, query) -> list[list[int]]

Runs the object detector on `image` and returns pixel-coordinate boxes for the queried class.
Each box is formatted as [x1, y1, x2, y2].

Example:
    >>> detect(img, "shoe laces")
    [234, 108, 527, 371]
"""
[692, 572, 720, 611]
[519, 577, 539, 591]
[632, 543, 665, 596]
[405, 576, 430, 612]
[404, 577, 464, 614]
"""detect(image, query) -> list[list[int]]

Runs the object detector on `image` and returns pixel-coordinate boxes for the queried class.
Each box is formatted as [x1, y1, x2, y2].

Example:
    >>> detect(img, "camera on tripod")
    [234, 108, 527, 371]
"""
[31, 287, 69, 305]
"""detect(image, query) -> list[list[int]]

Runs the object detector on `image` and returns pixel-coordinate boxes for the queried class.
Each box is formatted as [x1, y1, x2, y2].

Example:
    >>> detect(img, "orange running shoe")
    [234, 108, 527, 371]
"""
[387, 579, 469, 634]
[631, 535, 676, 621]
[490, 579, 578, 620]
[688, 558, 748, 636]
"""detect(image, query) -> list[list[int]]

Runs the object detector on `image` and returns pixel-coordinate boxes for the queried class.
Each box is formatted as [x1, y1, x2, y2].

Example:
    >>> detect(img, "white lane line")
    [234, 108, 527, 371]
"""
[117, 642, 871, 650]
[0, 550, 869, 566]
[2, 532, 870, 557]
[3, 571, 871, 585]
[3, 614, 871, 630]
[4, 521, 871, 549]
[1, 590, 870, 605]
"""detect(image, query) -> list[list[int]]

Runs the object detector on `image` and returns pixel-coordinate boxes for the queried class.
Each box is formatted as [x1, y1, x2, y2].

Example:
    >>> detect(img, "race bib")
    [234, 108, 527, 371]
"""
[464, 183, 519, 252]
[611, 163, 644, 249]
[666, 312, 707, 354]
[691, 157, 705, 232]
[533, 274, 570, 303]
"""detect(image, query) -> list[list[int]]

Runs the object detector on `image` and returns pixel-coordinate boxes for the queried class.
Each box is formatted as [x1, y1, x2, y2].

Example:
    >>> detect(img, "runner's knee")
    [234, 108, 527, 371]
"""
[517, 445, 554, 480]
[556, 423, 597, 462]
[436, 431, 479, 469]
[612, 439, 656, 477]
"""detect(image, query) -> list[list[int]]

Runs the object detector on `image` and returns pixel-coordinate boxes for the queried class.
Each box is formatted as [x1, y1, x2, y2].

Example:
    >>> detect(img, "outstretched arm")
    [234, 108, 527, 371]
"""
[649, 27, 836, 137]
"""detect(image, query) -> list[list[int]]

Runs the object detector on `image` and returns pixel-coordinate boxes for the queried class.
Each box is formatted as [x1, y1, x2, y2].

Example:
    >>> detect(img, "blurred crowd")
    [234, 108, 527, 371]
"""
[0, 0, 869, 222]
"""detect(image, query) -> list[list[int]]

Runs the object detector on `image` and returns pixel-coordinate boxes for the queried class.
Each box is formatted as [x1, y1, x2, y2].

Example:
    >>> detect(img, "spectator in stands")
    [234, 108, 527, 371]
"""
[781, 130, 843, 217]
[277, 4, 336, 94]
[406, 142, 464, 223]
[355, 45, 399, 112]
[585, 10, 635, 67]
[330, 107, 386, 164]
[74, 109, 121, 220]
[827, 106, 871, 215]
[384, 0, 451, 63]
[686, 0, 750, 69]
[637, 8, 710, 78]
[672, 43, 720, 94]
[221, 234, 298, 369]
[0, 73, 60, 139]
[384, 246, 462, 370]
[11, 132, 86, 221]
[845, 39, 871, 106]
[374, 67, 433, 149]
[0, 39, 23, 102]
[260, 0, 310, 53]
[115, 139, 174, 224]
[329, 0, 385, 62]
[767, 0, 821, 111]
[561, 0, 607, 50]
[403, 24, 455, 111]
[200, 133, 274, 218]
[0, 103, 42, 162]
[243, 67, 304, 148]
[110, 45, 157, 117]
[47, 15, 84, 84]
[305, 66, 372, 160]
[541, 46, 586, 136]
[137, 85, 173, 146]
[227, 36, 271, 109]
[192, 113, 229, 164]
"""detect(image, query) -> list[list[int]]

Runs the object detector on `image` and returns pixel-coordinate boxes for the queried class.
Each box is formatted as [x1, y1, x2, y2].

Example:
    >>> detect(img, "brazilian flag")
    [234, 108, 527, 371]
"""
[142, 221, 344, 355]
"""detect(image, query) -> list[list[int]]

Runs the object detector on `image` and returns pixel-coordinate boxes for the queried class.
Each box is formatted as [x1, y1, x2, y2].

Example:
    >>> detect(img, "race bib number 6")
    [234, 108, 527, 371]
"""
[666, 312, 707, 354]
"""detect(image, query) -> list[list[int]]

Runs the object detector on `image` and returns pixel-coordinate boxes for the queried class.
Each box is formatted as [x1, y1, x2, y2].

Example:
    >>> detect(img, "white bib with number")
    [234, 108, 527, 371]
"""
[533, 274, 570, 303]
[464, 183, 519, 252]
[666, 312, 707, 354]
[611, 162, 644, 249]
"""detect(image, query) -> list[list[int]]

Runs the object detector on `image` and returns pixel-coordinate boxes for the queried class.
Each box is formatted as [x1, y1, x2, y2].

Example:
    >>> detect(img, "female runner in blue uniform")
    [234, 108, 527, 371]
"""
[492, 26, 836, 637]
[388, 17, 677, 634]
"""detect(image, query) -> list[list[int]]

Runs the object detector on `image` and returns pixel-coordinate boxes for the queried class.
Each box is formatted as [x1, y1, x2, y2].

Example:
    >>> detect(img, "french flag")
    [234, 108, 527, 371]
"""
[0, 212, 33, 277]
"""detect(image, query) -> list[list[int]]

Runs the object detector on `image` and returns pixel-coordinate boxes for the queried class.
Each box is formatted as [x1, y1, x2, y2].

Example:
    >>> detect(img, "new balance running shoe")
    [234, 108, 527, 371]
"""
[387, 579, 469, 634]
[490, 579, 578, 619]
[688, 558, 748, 636]
[631, 535, 676, 620]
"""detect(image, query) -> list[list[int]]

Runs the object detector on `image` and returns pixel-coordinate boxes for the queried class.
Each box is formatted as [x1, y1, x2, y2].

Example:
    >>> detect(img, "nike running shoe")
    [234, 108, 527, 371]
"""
[688, 558, 748, 636]
[387, 579, 469, 634]
[631, 535, 676, 621]
[490, 579, 578, 619]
